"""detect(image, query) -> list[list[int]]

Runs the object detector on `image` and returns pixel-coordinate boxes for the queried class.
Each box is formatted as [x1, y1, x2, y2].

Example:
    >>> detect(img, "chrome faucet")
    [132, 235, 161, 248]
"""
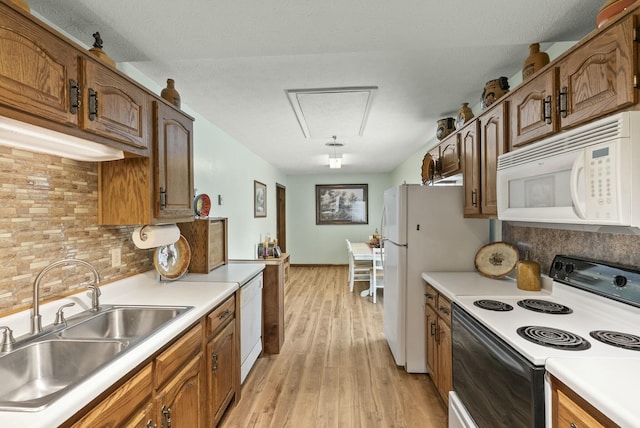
[31, 258, 101, 334]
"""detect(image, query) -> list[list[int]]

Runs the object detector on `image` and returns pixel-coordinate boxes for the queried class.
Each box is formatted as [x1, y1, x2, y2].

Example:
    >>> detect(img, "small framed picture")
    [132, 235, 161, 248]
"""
[254, 180, 267, 217]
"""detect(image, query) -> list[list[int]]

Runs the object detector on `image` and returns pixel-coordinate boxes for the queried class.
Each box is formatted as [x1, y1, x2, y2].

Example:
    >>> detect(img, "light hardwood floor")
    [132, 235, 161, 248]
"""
[221, 265, 447, 428]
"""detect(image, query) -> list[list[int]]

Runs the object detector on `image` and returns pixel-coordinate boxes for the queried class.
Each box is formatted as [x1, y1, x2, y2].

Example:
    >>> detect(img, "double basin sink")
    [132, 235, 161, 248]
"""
[0, 305, 193, 411]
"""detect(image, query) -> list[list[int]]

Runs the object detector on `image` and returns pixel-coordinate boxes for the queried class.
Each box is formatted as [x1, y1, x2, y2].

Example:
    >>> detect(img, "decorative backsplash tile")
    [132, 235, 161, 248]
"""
[0, 147, 153, 315]
[502, 222, 640, 274]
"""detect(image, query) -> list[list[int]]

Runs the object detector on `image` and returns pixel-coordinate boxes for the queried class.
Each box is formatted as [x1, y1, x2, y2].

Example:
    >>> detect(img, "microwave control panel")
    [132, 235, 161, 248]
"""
[585, 144, 617, 220]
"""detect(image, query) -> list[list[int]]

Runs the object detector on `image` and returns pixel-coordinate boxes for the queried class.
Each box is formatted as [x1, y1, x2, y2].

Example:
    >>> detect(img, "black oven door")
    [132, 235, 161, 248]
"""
[452, 304, 545, 428]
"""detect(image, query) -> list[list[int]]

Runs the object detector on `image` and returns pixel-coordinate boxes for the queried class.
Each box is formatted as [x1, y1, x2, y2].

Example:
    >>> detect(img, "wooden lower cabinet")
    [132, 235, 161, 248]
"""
[424, 283, 452, 406]
[154, 353, 204, 428]
[69, 294, 239, 428]
[207, 320, 236, 426]
[551, 376, 618, 428]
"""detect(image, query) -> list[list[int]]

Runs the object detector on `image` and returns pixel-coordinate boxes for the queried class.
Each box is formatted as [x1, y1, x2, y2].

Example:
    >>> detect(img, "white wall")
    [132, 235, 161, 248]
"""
[286, 173, 392, 264]
[119, 64, 287, 260]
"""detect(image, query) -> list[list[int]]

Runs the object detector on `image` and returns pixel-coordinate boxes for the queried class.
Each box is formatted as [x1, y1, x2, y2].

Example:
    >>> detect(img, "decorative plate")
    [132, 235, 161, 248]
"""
[421, 153, 435, 185]
[153, 235, 191, 280]
[474, 242, 519, 279]
[193, 194, 211, 217]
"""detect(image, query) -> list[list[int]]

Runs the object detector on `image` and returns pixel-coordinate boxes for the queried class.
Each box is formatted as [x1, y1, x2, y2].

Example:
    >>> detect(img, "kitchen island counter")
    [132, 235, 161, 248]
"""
[0, 269, 239, 428]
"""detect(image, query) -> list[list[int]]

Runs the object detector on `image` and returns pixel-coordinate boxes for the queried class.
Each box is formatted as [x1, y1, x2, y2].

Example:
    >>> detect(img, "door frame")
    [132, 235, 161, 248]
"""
[276, 183, 286, 252]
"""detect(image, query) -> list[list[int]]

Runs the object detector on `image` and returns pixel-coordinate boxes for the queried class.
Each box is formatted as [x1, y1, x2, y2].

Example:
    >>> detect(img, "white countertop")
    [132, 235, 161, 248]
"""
[423, 270, 640, 428]
[181, 262, 264, 285]
[421, 271, 552, 302]
[0, 269, 240, 428]
[546, 358, 640, 428]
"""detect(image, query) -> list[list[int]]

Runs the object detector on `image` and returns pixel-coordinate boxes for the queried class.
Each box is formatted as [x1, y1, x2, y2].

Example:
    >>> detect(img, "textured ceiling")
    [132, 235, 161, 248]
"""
[27, 0, 603, 175]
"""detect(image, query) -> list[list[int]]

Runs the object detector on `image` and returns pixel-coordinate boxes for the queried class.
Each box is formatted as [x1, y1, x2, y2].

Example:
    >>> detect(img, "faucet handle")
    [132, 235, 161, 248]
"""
[0, 326, 16, 352]
[53, 302, 76, 327]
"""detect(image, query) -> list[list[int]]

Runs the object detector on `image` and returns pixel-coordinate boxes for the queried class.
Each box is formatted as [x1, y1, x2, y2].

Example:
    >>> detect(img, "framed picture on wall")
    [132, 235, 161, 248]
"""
[254, 180, 267, 217]
[316, 184, 368, 225]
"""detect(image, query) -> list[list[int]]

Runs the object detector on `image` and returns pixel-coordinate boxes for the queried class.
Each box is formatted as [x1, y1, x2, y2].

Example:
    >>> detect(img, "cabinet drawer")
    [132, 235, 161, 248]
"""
[425, 284, 438, 310]
[207, 294, 235, 337]
[437, 296, 452, 325]
[154, 323, 202, 388]
[73, 364, 152, 427]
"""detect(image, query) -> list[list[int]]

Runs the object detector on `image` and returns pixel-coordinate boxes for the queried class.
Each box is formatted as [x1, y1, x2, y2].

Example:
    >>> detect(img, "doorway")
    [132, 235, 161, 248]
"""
[276, 183, 286, 252]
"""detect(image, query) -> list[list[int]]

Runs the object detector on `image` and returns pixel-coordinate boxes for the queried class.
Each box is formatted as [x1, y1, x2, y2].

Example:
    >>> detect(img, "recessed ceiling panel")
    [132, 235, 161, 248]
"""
[287, 87, 377, 138]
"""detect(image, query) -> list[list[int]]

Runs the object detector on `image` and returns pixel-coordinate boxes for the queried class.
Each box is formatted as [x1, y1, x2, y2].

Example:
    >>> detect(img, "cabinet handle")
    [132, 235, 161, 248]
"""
[425, 292, 434, 301]
[435, 324, 440, 342]
[558, 86, 568, 118]
[161, 405, 171, 428]
[471, 190, 478, 207]
[211, 351, 219, 374]
[543, 95, 552, 124]
[159, 187, 166, 210]
[570, 424, 577, 428]
[430, 321, 436, 337]
[218, 309, 231, 320]
[439, 306, 450, 315]
[146, 420, 157, 428]
[69, 79, 81, 114]
[88, 88, 99, 121]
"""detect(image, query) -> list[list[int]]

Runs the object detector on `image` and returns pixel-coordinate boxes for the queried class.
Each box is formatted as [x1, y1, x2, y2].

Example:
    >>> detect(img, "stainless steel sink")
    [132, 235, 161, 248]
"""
[58, 305, 192, 340]
[0, 304, 193, 411]
[0, 339, 127, 411]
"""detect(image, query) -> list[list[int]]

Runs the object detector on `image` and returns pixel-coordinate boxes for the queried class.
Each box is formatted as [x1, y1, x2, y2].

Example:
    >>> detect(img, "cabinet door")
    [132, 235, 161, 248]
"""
[155, 353, 204, 428]
[480, 102, 508, 217]
[207, 320, 236, 427]
[558, 14, 636, 130]
[510, 67, 558, 149]
[154, 100, 194, 222]
[461, 120, 481, 217]
[437, 318, 452, 406]
[425, 304, 438, 377]
[0, 3, 78, 126]
[80, 58, 149, 152]
[439, 134, 461, 177]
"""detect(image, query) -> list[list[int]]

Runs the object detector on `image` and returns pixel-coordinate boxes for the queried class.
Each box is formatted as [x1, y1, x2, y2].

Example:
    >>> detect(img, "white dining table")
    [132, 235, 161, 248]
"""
[350, 243, 378, 297]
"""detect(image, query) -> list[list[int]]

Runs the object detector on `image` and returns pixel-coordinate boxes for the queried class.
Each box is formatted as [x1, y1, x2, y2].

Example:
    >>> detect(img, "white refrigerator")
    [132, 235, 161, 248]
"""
[382, 184, 489, 373]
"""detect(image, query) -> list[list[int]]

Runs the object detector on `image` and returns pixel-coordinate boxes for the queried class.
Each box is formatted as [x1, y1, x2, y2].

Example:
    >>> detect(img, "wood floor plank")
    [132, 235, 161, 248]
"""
[220, 265, 447, 428]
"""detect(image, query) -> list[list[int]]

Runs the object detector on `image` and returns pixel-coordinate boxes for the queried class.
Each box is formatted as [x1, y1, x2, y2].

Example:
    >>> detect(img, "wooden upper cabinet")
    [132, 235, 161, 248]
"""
[439, 133, 461, 177]
[480, 102, 508, 217]
[0, 2, 78, 126]
[461, 119, 481, 217]
[558, 13, 636, 130]
[98, 101, 194, 225]
[153, 100, 194, 222]
[509, 67, 559, 150]
[79, 58, 150, 151]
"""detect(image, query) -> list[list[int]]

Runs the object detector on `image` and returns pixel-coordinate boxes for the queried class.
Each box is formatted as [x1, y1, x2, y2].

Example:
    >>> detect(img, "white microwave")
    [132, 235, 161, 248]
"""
[497, 112, 640, 229]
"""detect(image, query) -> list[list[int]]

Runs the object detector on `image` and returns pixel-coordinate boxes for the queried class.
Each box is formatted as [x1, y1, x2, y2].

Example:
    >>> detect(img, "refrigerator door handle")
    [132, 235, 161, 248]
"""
[382, 238, 408, 248]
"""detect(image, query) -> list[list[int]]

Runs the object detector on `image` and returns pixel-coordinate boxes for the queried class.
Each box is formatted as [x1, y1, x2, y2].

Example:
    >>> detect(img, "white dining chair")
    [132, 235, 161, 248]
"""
[369, 247, 384, 303]
[346, 239, 370, 292]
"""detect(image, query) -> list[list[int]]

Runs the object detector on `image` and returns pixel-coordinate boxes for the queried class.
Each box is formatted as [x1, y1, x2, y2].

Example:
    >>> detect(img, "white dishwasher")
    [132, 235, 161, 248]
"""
[240, 273, 263, 383]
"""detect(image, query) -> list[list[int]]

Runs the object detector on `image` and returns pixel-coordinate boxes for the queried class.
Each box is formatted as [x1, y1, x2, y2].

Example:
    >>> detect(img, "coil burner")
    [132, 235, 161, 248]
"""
[473, 300, 514, 312]
[517, 326, 591, 350]
[590, 330, 640, 351]
[517, 299, 573, 314]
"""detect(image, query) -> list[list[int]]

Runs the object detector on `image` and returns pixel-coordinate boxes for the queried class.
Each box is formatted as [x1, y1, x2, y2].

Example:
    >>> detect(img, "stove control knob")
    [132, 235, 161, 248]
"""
[553, 261, 564, 272]
[614, 275, 628, 287]
[564, 264, 575, 274]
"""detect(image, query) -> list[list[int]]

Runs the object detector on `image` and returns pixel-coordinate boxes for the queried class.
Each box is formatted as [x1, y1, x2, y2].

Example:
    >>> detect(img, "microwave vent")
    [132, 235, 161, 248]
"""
[498, 114, 627, 170]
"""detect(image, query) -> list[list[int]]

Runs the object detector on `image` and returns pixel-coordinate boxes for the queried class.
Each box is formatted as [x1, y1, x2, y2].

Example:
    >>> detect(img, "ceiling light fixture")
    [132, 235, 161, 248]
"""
[326, 136, 343, 169]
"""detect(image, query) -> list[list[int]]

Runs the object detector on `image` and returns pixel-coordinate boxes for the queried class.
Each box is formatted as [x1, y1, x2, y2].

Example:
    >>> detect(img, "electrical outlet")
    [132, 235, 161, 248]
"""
[111, 247, 121, 267]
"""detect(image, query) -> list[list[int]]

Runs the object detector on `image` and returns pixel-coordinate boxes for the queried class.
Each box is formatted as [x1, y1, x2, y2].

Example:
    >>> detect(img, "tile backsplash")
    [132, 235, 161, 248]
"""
[0, 147, 153, 314]
[502, 222, 640, 274]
